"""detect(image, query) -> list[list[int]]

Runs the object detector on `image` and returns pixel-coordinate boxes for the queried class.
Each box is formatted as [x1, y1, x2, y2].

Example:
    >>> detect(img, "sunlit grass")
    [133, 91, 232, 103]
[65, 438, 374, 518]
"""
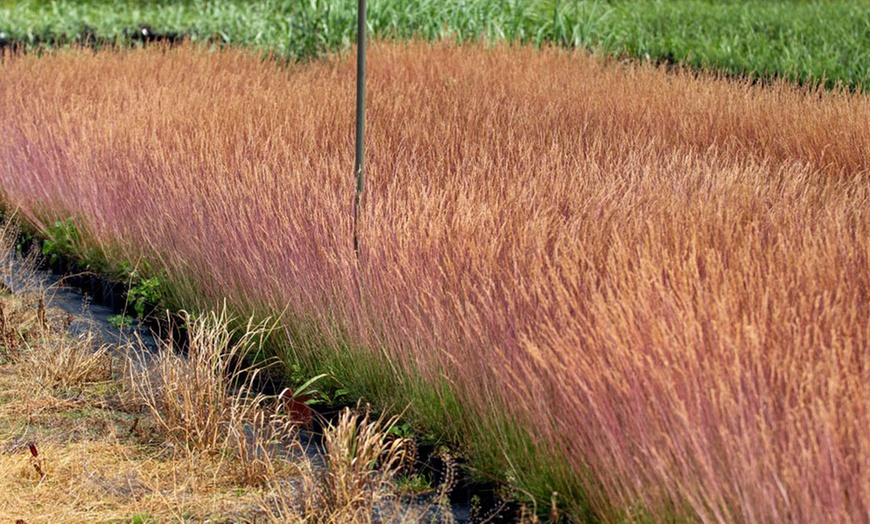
[1, 41, 869, 521]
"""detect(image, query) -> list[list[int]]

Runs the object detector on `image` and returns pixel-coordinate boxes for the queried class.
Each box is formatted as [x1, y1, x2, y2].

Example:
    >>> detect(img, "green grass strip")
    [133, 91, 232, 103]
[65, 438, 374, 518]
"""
[1, 0, 869, 90]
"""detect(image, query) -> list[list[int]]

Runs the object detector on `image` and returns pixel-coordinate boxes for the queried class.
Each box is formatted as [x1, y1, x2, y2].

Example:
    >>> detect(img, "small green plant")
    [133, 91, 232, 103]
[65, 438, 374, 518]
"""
[113, 259, 165, 319]
[14, 228, 37, 257]
[108, 314, 134, 329]
[287, 363, 350, 406]
[396, 472, 434, 495]
[277, 367, 351, 427]
[388, 421, 413, 439]
[290, 372, 331, 401]
[41, 218, 80, 265]
[116, 259, 135, 280]
[126, 275, 163, 318]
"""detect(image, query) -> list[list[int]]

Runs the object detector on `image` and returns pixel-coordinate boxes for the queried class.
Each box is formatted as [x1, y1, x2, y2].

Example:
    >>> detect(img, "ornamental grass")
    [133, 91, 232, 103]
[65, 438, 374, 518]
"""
[1, 41, 868, 521]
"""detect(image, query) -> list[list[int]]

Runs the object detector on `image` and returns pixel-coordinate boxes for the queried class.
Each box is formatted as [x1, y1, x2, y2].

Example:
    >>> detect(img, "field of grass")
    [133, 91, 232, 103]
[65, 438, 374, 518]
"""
[1, 41, 868, 522]
[1, 0, 869, 90]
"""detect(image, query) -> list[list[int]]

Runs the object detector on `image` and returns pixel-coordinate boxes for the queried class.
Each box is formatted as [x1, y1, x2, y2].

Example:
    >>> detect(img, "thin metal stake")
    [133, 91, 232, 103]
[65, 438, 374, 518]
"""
[352, 0, 366, 257]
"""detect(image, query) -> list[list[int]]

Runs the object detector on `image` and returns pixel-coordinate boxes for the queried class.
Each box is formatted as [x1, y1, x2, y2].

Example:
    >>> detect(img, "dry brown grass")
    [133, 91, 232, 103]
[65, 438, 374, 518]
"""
[0, 225, 239, 522]
[20, 331, 113, 393]
[261, 406, 426, 524]
[1, 41, 869, 521]
[125, 307, 272, 454]
[317, 407, 410, 520]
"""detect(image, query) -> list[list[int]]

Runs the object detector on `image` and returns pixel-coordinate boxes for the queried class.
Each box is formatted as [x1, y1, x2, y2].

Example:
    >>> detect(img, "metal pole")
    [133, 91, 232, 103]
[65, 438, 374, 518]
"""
[352, 0, 366, 256]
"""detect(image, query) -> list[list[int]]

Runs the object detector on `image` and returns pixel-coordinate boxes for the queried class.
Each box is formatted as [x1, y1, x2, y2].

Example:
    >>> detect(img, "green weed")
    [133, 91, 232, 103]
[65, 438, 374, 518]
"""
[41, 218, 79, 266]
[126, 275, 163, 319]
[108, 314, 134, 329]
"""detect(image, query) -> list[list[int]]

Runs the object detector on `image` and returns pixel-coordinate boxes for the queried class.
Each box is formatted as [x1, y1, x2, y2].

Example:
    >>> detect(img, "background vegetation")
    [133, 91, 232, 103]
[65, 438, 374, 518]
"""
[1, 0, 869, 90]
[2, 42, 868, 521]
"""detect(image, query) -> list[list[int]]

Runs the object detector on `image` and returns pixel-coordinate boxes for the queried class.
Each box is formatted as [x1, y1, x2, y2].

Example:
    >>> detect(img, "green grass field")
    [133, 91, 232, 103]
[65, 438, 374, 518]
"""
[2, 0, 869, 90]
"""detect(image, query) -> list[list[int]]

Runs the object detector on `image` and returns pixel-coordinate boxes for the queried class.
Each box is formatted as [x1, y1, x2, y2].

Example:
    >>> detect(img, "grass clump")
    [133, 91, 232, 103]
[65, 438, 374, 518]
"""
[319, 407, 409, 517]
[262, 406, 425, 523]
[20, 331, 112, 394]
[126, 307, 272, 453]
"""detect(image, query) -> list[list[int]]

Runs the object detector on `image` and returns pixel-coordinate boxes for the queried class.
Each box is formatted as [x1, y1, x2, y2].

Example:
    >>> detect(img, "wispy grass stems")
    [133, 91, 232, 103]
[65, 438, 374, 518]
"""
[1, 41, 869, 521]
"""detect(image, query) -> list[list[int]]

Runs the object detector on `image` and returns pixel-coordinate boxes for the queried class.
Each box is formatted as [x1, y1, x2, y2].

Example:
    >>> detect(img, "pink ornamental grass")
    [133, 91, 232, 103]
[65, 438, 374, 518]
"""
[1, 41, 869, 521]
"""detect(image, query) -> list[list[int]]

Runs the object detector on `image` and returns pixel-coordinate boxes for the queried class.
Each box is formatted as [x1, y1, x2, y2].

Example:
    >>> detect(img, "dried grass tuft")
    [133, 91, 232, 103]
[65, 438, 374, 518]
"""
[125, 307, 272, 454]
[261, 405, 422, 524]
[19, 332, 112, 393]
[0, 217, 418, 522]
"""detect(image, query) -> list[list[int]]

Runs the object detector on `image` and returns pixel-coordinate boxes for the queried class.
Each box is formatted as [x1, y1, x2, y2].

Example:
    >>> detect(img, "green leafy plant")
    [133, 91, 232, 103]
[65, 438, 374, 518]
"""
[41, 218, 80, 265]
[126, 275, 163, 319]
[108, 314, 134, 329]
[14, 228, 37, 257]
[290, 372, 330, 402]
[287, 364, 350, 406]
[387, 421, 413, 439]
[395, 472, 434, 495]
[115, 259, 135, 281]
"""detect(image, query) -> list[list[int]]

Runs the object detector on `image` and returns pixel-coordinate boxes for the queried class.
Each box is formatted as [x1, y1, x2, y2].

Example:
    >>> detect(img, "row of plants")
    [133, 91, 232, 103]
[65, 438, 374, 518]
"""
[1, 0, 869, 90]
[2, 42, 868, 522]
[0, 222, 464, 522]
[2, 215, 530, 522]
